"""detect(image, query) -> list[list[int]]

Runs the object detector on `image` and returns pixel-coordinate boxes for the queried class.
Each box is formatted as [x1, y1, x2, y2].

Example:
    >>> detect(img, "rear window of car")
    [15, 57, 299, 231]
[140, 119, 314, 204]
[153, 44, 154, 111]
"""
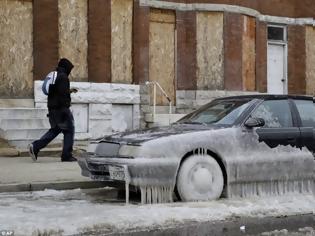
[294, 100, 315, 127]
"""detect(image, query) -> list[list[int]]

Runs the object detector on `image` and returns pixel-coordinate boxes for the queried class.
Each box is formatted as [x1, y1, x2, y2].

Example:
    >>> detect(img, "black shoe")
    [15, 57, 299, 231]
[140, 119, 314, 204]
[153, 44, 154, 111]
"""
[28, 143, 38, 161]
[61, 157, 77, 162]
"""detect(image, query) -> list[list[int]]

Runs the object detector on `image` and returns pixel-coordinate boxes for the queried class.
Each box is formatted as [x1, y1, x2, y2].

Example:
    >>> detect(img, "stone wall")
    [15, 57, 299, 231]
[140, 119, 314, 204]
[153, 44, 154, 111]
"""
[111, 0, 133, 84]
[34, 82, 140, 139]
[58, 0, 88, 82]
[0, 0, 33, 98]
[196, 12, 224, 90]
[305, 26, 315, 96]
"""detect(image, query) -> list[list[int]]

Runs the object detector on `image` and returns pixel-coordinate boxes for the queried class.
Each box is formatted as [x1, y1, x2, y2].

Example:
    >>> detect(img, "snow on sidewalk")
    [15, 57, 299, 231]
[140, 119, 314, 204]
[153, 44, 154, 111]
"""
[0, 188, 314, 235]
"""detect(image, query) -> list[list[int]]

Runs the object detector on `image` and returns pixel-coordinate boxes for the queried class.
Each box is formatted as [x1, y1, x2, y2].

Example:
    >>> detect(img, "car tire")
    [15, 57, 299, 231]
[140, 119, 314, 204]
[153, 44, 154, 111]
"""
[177, 154, 224, 201]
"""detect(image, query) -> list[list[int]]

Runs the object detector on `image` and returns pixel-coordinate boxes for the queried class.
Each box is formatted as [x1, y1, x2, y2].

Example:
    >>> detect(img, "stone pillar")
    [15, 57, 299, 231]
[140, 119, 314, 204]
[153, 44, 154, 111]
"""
[176, 11, 197, 90]
[305, 26, 315, 95]
[242, 16, 256, 91]
[88, 0, 111, 83]
[288, 25, 306, 94]
[256, 20, 267, 93]
[133, 0, 150, 128]
[224, 12, 243, 90]
[33, 0, 59, 81]
[132, 0, 150, 85]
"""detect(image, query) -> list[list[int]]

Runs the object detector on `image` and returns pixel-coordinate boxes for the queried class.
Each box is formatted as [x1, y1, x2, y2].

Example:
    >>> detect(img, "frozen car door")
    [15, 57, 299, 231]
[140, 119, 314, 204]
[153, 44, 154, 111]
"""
[250, 99, 300, 148]
[292, 99, 315, 153]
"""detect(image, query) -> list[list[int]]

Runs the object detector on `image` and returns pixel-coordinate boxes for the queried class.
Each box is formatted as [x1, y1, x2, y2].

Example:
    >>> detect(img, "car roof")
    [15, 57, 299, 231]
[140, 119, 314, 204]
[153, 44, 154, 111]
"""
[215, 94, 313, 101]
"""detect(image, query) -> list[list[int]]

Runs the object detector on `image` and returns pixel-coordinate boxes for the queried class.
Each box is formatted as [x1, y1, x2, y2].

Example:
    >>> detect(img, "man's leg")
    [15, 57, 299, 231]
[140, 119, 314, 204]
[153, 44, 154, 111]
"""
[61, 109, 76, 161]
[32, 126, 61, 154]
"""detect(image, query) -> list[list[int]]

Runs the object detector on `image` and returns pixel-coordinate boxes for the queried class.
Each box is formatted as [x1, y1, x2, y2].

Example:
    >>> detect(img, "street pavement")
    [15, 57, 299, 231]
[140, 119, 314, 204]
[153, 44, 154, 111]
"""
[0, 156, 106, 193]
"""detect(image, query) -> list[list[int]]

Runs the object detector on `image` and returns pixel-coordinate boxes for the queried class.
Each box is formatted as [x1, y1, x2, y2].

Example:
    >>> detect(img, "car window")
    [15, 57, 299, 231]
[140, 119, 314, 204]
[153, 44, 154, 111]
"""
[178, 99, 252, 125]
[294, 100, 315, 127]
[251, 100, 293, 128]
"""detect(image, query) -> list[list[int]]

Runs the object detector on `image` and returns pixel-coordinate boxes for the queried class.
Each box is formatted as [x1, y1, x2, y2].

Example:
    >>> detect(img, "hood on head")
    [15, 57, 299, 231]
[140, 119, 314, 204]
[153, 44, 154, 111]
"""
[57, 58, 74, 75]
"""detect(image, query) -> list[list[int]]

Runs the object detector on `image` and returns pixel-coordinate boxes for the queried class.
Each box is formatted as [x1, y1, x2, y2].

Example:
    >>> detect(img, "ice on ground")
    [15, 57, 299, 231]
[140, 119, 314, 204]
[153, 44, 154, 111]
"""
[0, 189, 314, 236]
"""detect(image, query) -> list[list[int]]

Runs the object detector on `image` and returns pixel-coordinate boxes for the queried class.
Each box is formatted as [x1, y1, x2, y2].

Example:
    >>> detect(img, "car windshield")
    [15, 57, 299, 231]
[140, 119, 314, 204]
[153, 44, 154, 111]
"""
[177, 99, 252, 125]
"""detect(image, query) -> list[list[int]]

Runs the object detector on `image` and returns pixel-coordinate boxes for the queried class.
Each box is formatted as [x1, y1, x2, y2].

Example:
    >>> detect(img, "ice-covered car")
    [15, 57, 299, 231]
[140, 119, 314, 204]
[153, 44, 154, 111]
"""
[78, 95, 315, 203]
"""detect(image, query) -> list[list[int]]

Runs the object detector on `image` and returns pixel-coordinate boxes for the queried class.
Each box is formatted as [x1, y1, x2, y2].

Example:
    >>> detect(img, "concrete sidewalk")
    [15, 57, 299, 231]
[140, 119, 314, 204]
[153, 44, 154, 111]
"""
[0, 156, 107, 193]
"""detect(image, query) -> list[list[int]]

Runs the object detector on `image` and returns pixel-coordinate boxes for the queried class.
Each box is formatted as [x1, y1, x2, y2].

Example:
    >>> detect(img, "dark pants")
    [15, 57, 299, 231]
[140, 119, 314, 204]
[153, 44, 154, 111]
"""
[32, 108, 75, 160]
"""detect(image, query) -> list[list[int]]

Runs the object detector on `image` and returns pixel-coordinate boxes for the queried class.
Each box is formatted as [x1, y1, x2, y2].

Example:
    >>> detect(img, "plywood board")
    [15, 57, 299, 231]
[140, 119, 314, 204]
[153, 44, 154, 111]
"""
[150, 9, 175, 24]
[306, 26, 315, 95]
[149, 13, 175, 106]
[242, 16, 256, 91]
[111, 0, 133, 84]
[196, 12, 224, 90]
[59, 0, 88, 82]
[0, 0, 33, 98]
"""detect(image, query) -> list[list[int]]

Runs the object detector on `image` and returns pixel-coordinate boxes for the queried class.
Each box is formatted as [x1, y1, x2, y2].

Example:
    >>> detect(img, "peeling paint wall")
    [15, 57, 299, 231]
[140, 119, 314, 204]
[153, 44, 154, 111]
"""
[196, 12, 224, 90]
[0, 0, 33, 98]
[149, 10, 175, 106]
[111, 0, 133, 84]
[58, 0, 88, 81]
[242, 16, 256, 91]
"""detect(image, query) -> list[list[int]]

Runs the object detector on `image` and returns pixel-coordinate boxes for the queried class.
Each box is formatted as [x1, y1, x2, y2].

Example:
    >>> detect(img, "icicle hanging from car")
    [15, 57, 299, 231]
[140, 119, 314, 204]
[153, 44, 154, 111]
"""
[140, 186, 173, 204]
[228, 179, 314, 198]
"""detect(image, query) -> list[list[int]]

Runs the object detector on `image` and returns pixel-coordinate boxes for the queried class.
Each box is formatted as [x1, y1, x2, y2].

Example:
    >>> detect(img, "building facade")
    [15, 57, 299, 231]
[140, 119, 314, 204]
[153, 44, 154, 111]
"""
[1, 0, 315, 98]
[1, 0, 315, 133]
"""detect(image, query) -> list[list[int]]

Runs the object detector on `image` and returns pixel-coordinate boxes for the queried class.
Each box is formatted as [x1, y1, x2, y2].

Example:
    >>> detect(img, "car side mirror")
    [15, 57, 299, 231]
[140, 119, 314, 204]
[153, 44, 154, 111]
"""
[244, 117, 265, 128]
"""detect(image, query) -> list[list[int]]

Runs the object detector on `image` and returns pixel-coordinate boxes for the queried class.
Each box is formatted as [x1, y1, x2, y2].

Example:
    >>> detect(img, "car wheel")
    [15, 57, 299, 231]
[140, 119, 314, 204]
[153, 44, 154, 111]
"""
[177, 154, 224, 201]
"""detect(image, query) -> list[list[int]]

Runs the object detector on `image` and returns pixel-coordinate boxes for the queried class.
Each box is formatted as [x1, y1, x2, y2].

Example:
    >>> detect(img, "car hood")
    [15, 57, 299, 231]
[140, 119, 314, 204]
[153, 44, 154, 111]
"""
[101, 123, 227, 145]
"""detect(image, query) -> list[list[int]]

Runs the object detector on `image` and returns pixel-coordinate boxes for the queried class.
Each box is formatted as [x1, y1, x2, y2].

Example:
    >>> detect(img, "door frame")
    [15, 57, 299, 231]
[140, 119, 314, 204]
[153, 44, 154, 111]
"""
[267, 24, 288, 94]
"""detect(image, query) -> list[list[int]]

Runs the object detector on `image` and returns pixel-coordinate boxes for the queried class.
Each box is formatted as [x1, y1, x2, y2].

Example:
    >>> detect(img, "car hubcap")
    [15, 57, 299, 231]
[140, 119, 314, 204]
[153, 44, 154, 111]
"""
[190, 163, 213, 194]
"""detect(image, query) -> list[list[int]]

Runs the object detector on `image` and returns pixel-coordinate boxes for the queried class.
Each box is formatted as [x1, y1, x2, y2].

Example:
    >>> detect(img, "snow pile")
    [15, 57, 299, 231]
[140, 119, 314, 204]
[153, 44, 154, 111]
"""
[0, 189, 314, 235]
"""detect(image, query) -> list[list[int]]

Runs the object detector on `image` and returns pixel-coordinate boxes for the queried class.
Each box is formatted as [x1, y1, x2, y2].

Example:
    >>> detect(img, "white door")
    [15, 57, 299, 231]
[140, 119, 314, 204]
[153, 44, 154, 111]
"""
[267, 44, 287, 94]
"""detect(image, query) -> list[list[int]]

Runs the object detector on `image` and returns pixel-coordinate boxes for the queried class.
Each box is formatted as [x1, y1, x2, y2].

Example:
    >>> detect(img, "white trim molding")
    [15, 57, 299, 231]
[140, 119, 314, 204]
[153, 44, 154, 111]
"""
[139, 0, 315, 26]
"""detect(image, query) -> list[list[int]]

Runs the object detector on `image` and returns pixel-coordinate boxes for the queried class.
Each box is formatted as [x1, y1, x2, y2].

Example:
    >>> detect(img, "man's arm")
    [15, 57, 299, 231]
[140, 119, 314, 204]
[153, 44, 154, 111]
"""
[57, 75, 70, 96]
[70, 88, 78, 93]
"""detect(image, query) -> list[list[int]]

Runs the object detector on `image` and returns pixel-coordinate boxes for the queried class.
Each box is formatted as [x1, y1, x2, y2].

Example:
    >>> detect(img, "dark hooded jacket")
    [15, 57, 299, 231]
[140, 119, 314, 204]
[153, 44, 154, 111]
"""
[48, 58, 74, 109]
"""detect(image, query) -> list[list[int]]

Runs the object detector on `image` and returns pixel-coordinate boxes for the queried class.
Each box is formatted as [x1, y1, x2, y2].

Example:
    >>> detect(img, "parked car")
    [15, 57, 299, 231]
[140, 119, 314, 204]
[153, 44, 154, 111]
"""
[78, 95, 315, 203]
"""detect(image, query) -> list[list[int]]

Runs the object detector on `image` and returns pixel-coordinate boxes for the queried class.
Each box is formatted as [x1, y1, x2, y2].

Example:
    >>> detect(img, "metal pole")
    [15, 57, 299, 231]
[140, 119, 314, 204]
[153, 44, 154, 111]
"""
[153, 82, 156, 121]
[169, 101, 172, 125]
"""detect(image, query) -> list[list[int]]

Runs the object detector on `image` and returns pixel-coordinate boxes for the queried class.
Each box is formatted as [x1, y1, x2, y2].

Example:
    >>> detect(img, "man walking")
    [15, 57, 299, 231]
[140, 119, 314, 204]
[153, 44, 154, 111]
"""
[29, 58, 77, 162]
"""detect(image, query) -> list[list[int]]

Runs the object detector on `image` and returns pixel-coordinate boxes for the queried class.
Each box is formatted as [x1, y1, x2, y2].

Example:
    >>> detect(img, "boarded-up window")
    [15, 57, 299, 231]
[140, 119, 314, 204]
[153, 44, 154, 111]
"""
[149, 9, 175, 106]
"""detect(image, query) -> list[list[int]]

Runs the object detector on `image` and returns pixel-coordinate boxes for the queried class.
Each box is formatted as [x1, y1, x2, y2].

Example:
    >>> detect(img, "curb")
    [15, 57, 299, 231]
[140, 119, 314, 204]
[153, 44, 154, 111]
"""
[0, 181, 108, 193]
[80, 214, 315, 236]
[0, 147, 19, 157]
